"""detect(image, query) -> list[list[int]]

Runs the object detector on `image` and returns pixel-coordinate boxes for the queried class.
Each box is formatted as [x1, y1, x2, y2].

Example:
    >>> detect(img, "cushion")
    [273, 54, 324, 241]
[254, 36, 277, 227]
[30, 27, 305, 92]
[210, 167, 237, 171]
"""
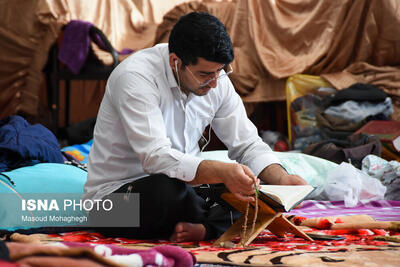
[200, 150, 338, 198]
[0, 163, 87, 231]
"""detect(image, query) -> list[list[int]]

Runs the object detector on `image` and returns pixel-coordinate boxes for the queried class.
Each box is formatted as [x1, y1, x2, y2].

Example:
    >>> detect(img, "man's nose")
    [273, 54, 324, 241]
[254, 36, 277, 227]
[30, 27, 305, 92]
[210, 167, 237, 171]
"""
[208, 78, 218, 88]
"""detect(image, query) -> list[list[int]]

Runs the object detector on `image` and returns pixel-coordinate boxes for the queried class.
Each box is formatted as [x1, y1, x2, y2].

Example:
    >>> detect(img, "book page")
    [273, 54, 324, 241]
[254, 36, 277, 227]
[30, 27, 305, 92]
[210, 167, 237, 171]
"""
[259, 185, 314, 211]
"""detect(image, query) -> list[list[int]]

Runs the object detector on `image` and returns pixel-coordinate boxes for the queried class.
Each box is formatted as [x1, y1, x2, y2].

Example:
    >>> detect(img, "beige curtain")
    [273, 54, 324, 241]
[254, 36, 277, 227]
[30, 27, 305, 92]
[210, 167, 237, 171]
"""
[0, 0, 193, 124]
[0, 0, 399, 125]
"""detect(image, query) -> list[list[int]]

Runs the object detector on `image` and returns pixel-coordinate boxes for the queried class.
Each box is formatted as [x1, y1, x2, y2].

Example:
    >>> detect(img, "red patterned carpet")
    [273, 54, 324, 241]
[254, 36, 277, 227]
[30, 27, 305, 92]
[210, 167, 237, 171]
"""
[8, 200, 400, 266]
[13, 227, 395, 266]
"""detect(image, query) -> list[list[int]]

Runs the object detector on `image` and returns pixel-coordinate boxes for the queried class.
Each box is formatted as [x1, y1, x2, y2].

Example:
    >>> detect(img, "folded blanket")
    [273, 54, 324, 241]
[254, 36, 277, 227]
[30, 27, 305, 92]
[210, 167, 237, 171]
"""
[62, 242, 196, 267]
[3, 241, 195, 267]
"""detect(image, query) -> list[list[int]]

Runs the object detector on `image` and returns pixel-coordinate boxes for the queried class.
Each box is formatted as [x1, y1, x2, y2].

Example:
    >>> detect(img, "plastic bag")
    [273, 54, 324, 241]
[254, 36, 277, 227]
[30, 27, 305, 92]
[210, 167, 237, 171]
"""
[362, 154, 400, 200]
[361, 154, 400, 185]
[322, 162, 386, 207]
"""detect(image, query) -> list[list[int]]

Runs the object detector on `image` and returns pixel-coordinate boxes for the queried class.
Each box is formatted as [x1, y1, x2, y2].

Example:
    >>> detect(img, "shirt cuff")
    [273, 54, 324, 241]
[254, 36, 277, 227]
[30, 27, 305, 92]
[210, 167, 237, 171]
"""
[174, 154, 204, 182]
[248, 152, 281, 177]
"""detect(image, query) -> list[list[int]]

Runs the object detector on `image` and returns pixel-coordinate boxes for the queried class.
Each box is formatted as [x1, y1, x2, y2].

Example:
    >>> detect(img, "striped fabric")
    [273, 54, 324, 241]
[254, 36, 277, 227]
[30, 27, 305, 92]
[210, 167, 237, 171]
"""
[288, 200, 400, 221]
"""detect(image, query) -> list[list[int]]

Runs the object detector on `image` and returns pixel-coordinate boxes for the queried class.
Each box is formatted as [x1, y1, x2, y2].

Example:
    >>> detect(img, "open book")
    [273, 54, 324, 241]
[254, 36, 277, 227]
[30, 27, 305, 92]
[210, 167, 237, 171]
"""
[258, 185, 315, 212]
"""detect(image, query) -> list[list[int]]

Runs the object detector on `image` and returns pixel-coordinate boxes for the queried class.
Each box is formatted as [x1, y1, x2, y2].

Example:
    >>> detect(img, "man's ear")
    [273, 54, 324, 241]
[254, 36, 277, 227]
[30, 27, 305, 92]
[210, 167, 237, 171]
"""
[169, 53, 180, 73]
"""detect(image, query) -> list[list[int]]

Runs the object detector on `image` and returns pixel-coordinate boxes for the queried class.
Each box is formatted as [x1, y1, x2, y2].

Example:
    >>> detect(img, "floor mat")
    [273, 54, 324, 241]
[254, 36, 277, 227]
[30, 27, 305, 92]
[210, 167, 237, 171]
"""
[9, 226, 400, 266]
[8, 200, 400, 266]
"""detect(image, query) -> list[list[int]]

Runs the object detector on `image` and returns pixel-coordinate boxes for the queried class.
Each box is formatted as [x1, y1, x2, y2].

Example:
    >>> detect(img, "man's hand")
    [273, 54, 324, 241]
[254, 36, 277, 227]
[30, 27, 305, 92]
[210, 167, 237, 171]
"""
[258, 164, 308, 185]
[279, 174, 308, 185]
[190, 160, 260, 202]
[221, 163, 261, 202]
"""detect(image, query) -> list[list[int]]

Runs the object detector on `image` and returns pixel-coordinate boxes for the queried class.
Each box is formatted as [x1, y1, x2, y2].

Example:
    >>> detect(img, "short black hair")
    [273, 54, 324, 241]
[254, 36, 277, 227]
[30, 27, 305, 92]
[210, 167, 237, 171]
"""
[168, 12, 234, 66]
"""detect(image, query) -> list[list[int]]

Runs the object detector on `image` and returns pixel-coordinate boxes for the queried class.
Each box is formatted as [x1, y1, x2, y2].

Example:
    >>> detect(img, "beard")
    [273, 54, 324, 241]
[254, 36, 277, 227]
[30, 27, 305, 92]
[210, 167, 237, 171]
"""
[182, 84, 212, 96]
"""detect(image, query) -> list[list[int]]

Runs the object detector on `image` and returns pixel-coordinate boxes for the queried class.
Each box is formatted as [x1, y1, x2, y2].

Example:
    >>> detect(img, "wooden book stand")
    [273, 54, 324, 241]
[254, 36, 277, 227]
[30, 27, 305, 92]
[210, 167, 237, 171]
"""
[213, 192, 313, 247]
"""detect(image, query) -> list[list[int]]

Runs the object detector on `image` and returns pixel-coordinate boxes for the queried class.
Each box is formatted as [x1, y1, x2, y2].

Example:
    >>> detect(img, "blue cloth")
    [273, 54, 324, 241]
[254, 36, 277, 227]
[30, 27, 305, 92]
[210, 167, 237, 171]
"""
[61, 139, 93, 164]
[0, 116, 63, 172]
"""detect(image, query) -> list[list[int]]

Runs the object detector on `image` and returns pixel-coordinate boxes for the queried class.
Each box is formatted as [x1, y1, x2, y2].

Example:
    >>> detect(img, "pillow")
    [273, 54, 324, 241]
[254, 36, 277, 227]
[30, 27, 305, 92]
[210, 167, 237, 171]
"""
[273, 151, 338, 197]
[200, 150, 338, 198]
[0, 163, 87, 231]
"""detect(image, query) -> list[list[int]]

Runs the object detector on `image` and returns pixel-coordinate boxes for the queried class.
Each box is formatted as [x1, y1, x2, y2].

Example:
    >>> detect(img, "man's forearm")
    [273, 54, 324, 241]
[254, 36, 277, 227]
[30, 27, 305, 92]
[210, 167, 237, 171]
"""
[188, 160, 225, 185]
[191, 161, 286, 185]
[258, 163, 288, 184]
[258, 163, 308, 186]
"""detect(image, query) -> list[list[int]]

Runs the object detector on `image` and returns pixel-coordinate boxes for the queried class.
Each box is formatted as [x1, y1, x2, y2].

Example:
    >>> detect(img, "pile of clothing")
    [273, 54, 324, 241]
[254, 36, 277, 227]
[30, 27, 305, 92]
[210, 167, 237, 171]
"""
[0, 116, 63, 172]
[317, 83, 393, 139]
[291, 83, 393, 151]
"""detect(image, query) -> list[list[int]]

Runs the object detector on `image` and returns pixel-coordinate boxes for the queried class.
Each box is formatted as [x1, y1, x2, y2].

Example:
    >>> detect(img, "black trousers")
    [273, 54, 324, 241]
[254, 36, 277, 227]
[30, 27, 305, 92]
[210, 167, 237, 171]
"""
[0, 241, 9, 261]
[89, 174, 240, 240]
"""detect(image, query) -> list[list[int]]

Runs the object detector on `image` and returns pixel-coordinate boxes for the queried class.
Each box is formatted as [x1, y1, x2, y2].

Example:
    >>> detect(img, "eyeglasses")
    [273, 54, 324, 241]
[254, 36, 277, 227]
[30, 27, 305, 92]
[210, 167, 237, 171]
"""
[185, 64, 233, 87]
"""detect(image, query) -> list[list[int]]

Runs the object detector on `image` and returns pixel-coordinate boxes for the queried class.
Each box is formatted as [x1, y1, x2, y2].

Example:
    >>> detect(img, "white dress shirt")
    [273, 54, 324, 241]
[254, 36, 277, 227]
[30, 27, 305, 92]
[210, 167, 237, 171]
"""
[84, 43, 280, 201]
